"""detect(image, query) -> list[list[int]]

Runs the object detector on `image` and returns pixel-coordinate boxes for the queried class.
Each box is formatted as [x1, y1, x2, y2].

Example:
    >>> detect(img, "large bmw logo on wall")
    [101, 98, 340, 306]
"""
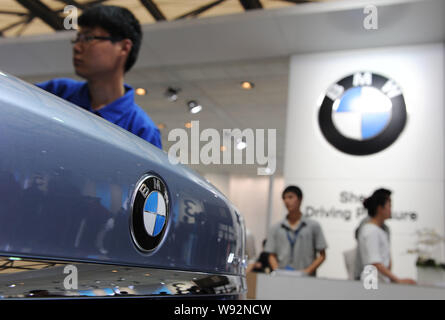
[131, 174, 170, 252]
[318, 72, 407, 155]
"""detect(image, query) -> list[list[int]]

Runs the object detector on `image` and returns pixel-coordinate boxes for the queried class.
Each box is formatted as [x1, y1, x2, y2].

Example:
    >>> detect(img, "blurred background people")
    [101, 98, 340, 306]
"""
[247, 239, 272, 274]
[356, 188, 416, 285]
[264, 185, 327, 276]
[245, 228, 257, 263]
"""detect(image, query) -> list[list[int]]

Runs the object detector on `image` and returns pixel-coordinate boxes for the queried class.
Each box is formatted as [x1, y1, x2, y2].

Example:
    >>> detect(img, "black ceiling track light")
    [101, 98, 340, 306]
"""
[165, 87, 181, 102]
[188, 100, 202, 114]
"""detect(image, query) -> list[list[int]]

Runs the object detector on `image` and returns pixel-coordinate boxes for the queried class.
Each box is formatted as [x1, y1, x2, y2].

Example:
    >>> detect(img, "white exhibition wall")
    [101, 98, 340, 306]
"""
[284, 43, 445, 280]
[204, 173, 286, 257]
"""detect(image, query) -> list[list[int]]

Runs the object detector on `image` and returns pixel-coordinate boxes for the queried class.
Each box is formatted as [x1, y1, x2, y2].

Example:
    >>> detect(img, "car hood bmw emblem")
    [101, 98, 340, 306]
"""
[131, 174, 170, 252]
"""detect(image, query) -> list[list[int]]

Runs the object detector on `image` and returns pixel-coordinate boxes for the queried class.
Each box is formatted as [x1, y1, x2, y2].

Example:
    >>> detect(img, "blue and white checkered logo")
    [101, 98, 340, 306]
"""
[332, 86, 392, 141]
[143, 191, 167, 237]
[318, 72, 407, 155]
[131, 174, 169, 252]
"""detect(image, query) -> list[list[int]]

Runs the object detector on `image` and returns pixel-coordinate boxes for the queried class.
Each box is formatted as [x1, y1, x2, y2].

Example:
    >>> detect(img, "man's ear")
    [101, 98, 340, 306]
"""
[119, 39, 133, 58]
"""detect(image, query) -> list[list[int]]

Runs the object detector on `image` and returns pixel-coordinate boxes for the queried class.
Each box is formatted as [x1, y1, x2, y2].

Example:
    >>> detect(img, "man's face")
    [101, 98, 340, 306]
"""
[282, 192, 301, 212]
[381, 198, 392, 220]
[72, 26, 128, 79]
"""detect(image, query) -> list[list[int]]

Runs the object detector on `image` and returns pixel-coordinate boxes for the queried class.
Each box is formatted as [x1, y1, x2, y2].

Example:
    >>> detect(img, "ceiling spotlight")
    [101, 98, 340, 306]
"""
[165, 87, 180, 102]
[188, 100, 202, 114]
[135, 88, 147, 96]
[241, 81, 254, 90]
[236, 138, 247, 150]
[185, 122, 192, 129]
[157, 123, 166, 130]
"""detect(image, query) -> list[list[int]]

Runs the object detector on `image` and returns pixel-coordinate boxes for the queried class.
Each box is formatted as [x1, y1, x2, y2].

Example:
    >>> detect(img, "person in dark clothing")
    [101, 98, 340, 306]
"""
[247, 239, 272, 273]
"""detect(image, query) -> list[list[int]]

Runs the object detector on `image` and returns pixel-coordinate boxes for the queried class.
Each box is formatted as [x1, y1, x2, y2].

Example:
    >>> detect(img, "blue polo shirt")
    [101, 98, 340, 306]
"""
[36, 78, 162, 149]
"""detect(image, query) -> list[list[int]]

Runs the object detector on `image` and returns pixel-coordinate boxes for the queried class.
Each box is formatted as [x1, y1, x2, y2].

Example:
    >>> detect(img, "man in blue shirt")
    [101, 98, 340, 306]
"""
[36, 5, 162, 149]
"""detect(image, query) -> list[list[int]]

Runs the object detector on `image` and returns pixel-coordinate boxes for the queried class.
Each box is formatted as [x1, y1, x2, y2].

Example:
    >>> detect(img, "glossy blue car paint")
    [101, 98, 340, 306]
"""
[0, 71, 246, 280]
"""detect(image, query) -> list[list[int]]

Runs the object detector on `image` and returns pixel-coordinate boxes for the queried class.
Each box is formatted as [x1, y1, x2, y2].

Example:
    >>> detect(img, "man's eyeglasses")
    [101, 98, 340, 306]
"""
[71, 33, 121, 44]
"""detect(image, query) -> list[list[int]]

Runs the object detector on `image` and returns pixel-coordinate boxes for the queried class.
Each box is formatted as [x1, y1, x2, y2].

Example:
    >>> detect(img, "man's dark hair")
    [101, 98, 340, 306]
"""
[363, 188, 392, 217]
[78, 5, 142, 72]
[282, 185, 303, 200]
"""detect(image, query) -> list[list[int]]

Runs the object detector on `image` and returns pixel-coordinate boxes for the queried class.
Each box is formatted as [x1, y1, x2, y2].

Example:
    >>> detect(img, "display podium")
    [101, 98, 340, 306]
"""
[246, 271, 445, 300]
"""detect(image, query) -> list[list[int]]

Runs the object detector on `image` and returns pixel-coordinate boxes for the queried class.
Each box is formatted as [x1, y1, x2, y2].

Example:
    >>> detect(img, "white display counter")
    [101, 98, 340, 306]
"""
[247, 272, 445, 300]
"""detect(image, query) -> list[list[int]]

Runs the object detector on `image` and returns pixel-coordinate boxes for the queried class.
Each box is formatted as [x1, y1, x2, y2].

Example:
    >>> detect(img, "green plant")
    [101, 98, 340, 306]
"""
[407, 228, 445, 267]
[416, 257, 445, 270]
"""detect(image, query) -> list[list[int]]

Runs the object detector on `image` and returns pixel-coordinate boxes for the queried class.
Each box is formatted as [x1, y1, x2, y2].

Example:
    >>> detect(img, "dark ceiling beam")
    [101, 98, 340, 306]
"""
[16, 0, 65, 30]
[239, 0, 263, 10]
[0, 10, 28, 16]
[0, 16, 32, 35]
[54, 0, 108, 13]
[16, 15, 35, 36]
[140, 0, 166, 21]
[56, 0, 86, 9]
[279, 0, 310, 3]
[83, 0, 110, 8]
[175, 0, 226, 20]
